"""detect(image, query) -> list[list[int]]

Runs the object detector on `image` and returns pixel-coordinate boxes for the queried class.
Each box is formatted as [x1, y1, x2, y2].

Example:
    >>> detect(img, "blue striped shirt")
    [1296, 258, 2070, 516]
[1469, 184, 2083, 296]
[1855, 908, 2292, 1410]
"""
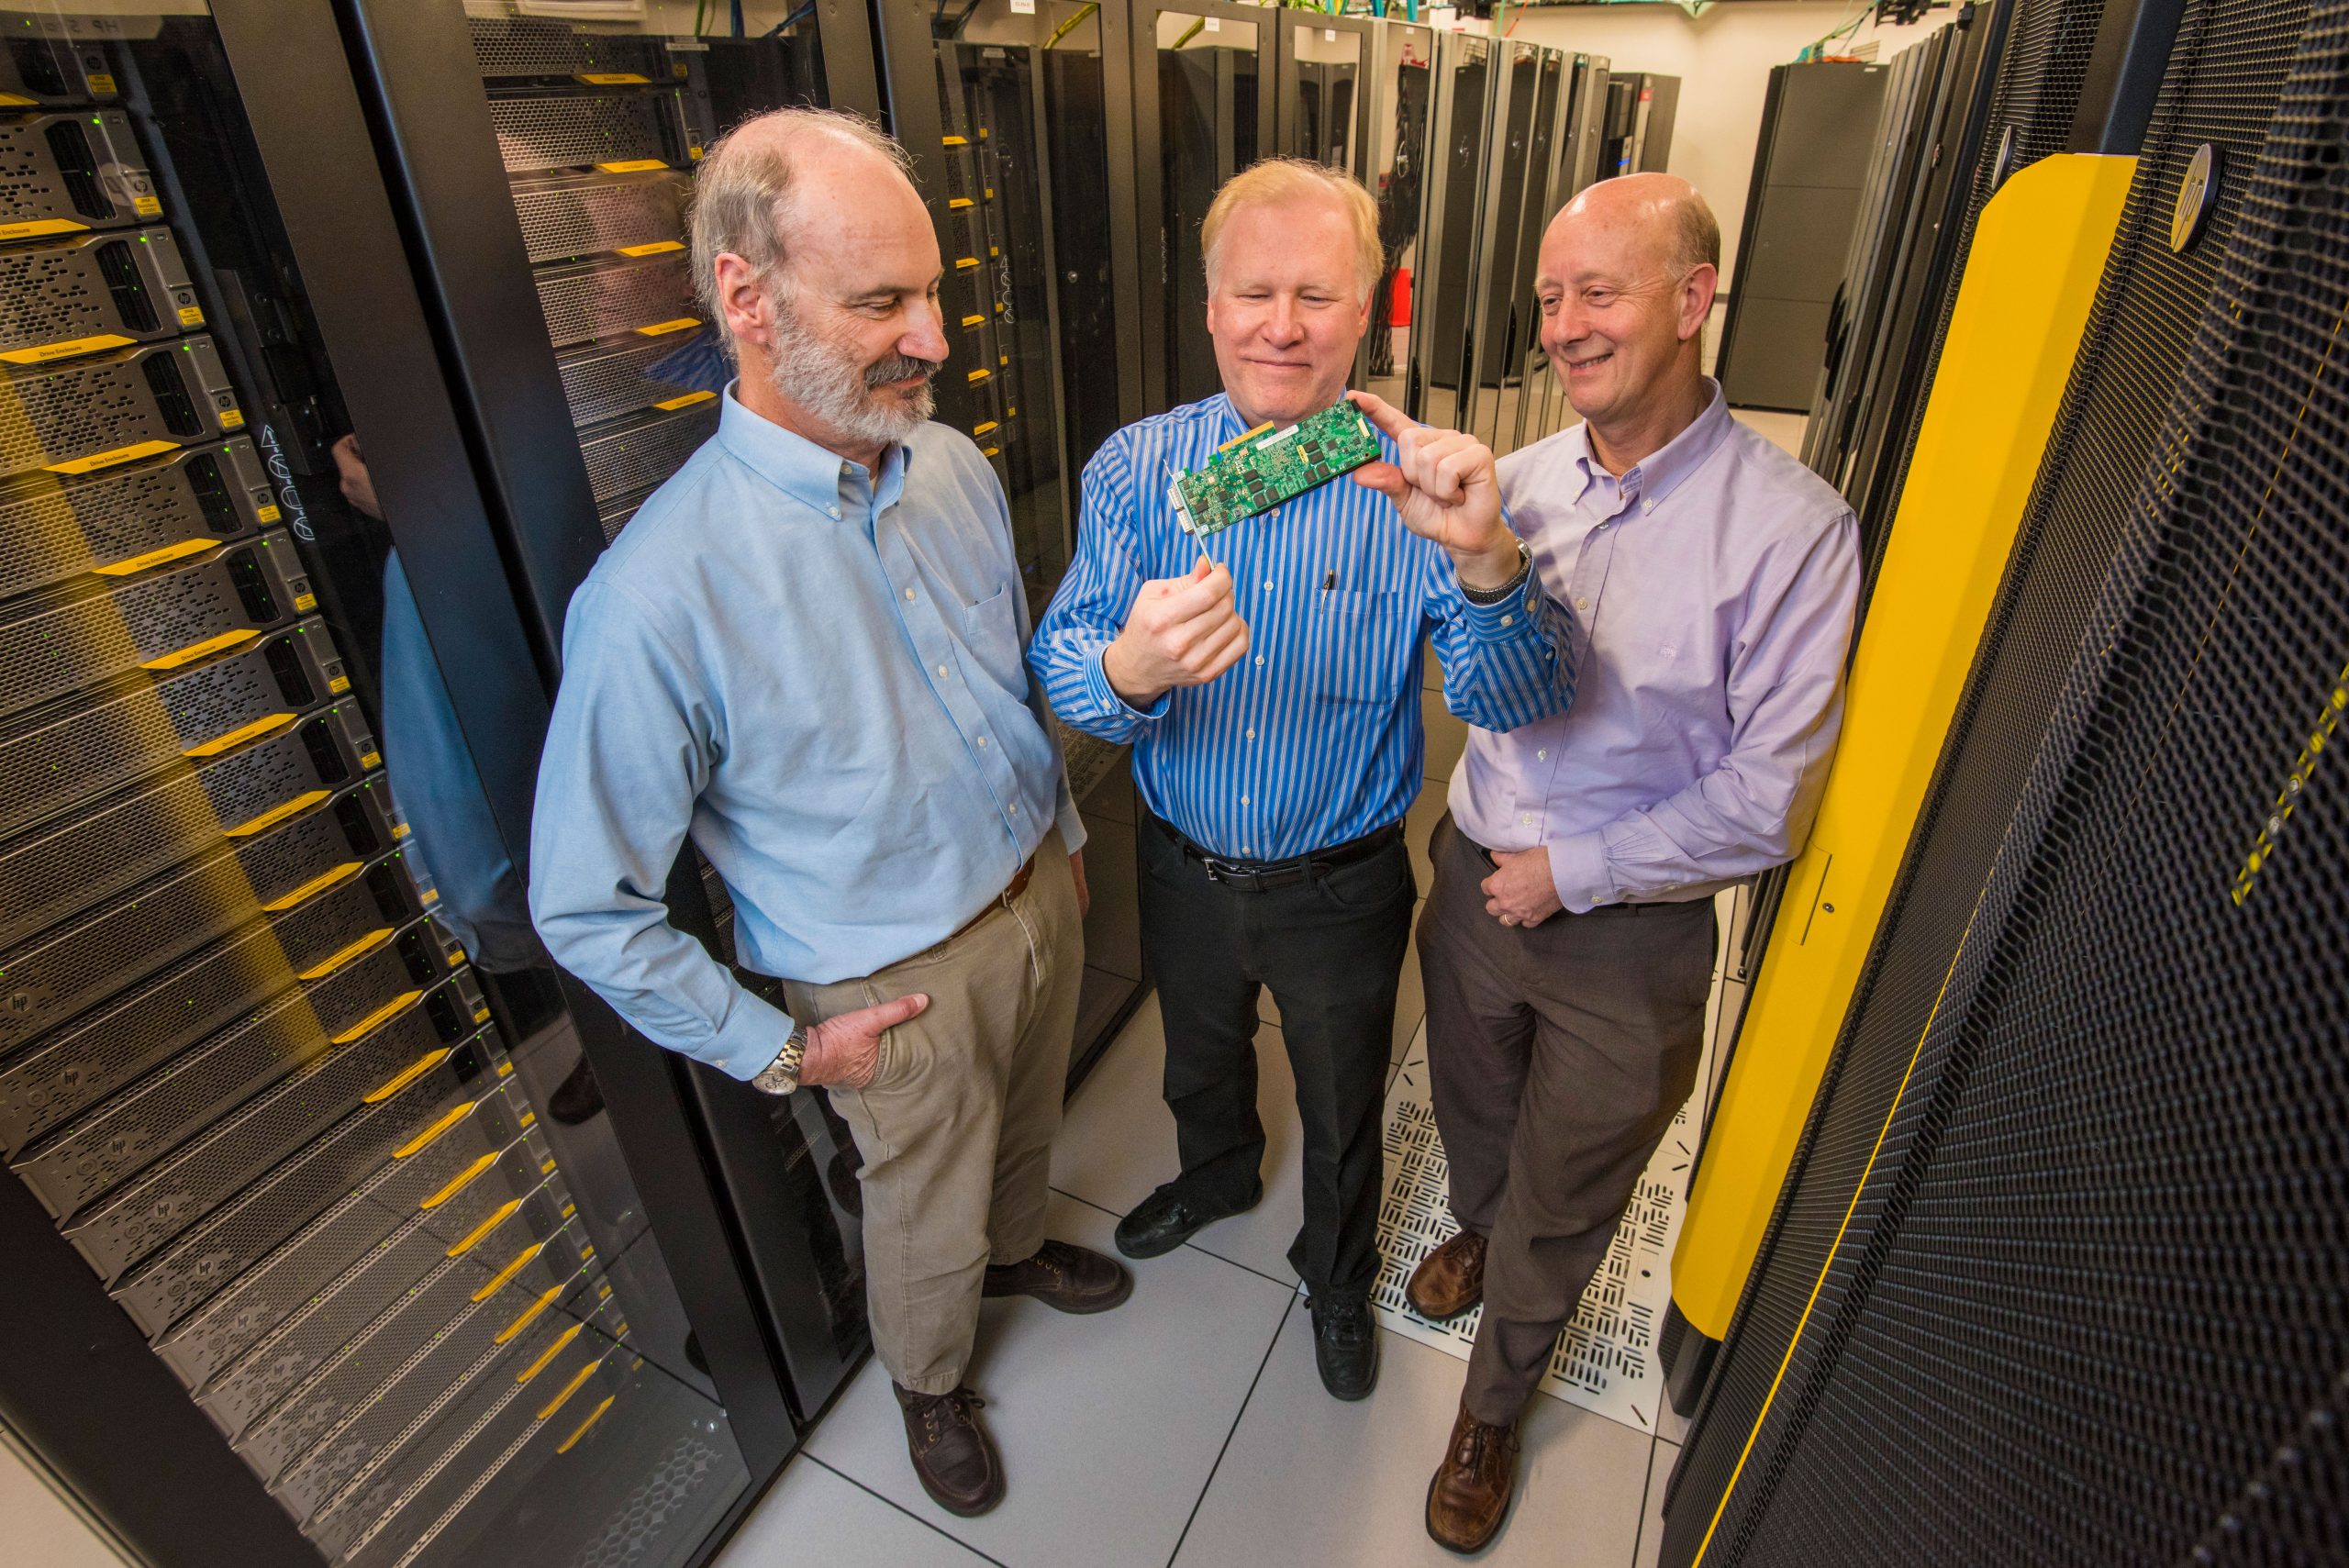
[1030, 394, 1576, 861]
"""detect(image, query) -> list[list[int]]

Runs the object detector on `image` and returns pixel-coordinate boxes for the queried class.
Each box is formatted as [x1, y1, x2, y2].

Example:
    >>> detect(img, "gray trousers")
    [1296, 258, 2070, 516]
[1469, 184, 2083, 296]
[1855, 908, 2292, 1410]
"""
[1416, 812, 1715, 1426]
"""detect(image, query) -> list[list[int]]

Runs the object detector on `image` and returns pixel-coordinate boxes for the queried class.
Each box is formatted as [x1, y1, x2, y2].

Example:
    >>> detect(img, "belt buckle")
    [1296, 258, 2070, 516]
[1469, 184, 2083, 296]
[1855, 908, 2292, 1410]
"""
[1200, 855, 1252, 888]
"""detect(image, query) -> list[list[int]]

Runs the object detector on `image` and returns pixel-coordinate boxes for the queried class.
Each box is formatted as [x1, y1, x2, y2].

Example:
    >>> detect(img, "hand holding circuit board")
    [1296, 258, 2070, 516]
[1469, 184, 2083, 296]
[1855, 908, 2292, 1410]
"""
[1170, 391, 1520, 593]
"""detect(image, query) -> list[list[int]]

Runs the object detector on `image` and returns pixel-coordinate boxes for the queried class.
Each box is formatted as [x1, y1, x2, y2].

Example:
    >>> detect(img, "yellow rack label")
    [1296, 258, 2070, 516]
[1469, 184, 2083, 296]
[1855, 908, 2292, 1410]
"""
[328, 675, 351, 695]
[262, 860, 363, 914]
[448, 1195, 522, 1257]
[301, 928, 394, 984]
[472, 1240, 548, 1303]
[86, 73, 117, 95]
[943, 135, 970, 147]
[391, 819, 413, 840]
[357, 748, 382, 770]
[254, 503, 282, 524]
[982, 446, 1000, 459]
[92, 536, 215, 576]
[651, 390, 715, 411]
[597, 158, 668, 172]
[972, 420, 999, 436]
[615, 239, 684, 257]
[395, 1103, 474, 1161]
[177, 305, 205, 328]
[131, 195, 161, 218]
[366, 1047, 453, 1107]
[47, 438, 179, 475]
[961, 314, 985, 328]
[632, 317, 701, 337]
[421, 1151, 499, 1210]
[226, 787, 330, 839]
[141, 628, 258, 673]
[331, 987, 423, 1046]
[0, 334, 133, 365]
[575, 72, 649, 84]
[558, 1395, 618, 1453]
[183, 711, 295, 760]
[954, 256, 979, 271]
[496, 1285, 562, 1345]
[949, 197, 974, 210]
[0, 218, 87, 241]
[518, 1322, 584, 1385]
[217, 407, 245, 430]
[967, 368, 991, 384]
[536, 1360, 601, 1422]
[293, 591, 317, 612]
[0, 92, 35, 106]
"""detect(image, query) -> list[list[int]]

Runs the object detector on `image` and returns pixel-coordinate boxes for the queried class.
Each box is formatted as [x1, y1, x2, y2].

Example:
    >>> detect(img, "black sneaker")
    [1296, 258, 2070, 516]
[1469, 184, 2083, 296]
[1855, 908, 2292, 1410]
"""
[1113, 1179, 1263, 1260]
[1310, 1290, 1380, 1401]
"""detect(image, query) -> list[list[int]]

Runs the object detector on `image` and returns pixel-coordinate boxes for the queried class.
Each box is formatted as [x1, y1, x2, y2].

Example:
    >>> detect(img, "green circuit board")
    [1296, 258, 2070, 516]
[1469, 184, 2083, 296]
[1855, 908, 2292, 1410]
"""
[1170, 399, 1385, 539]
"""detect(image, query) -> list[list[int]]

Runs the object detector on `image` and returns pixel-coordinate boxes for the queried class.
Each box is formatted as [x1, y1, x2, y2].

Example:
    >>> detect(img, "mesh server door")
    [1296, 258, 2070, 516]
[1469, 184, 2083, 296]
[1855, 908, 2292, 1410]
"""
[1360, 19, 1433, 411]
[0, 6, 780, 1568]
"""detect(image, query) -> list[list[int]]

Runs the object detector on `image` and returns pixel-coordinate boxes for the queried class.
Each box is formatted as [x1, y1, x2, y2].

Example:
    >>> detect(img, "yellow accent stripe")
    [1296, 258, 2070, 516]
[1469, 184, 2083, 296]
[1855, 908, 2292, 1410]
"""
[961, 313, 985, 328]
[140, 628, 256, 672]
[184, 712, 295, 760]
[558, 1395, 617, 1453]
[651, 390, 715, 411]
[448, 1197, 521, 1258]
[954, 256, 979, 271]
[942, 134, 969, 147]
[0, 333, 134, 365]
[261, 861, 363, 914]
[0, 218, 87, 240]
[518, 1322, 584, 1384]
[965, 368, 991, 384]
[226, 788, 331, 839]
[615, 239, 684, 257]
[299, 927, 393, 983]
[471, 1240, 548, 1303]
[948, 196, 974, 209]
[496, 1285, 562, 1345]
[397, 1103, 474, 1162]
[535, 1359, 601, 1422]
[92, 537, 217, 576]
[632, 317, 700, 337]
[596, 158, 667, 172]
[332, 989, 423, 1046]
[972, 420, 999, 436]
[420, 1151, 498, 1210]
[575, 72, 648, 84]
[370, 1048, 456, 1106]
[46, 439, 180, 475]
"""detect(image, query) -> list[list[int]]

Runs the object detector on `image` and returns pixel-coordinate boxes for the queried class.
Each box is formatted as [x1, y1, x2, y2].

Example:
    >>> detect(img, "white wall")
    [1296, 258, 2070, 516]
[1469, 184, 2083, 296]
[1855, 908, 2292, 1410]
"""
[1501, 1, 1960, 290]
[0, 1429, 131, 1568]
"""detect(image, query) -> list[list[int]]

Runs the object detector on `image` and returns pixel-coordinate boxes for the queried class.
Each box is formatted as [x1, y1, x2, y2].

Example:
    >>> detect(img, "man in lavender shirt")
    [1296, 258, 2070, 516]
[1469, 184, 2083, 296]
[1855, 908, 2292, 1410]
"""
[1412, 174, 1861, 1551]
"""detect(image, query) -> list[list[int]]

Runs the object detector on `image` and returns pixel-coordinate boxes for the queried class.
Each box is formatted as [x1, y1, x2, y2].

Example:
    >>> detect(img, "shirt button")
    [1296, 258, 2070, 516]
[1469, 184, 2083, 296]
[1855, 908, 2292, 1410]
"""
[1241, 845, 1252, 854]
[1010, 801, 1020, 812]
[1500, 613, 1514, 627]
[1520, 813, 1532, 825]
[936, 663, 949, 678]
[1575, 597, 1590, 611]
[829, 506, 841, 518]
[1537, 749, 1548, 761]
[976, 736, 987, 748]
[1643, 500, 1655, 514]
[1241, 795, 1250, 806]
[1246, 728, 1256, 740]
[1253, 655, 1264, 667]
[904, 587, 916, 601]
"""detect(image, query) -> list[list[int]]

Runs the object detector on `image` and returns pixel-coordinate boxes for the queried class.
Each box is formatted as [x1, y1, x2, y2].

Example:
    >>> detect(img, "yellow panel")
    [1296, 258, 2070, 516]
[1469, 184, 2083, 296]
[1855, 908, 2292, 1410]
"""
[177, 305, 205, 327]
[596, 158, 667, 172]
[575, 72, 649, 84]
[420, 1151, 498, 1209]
[401, 1105, 479, 1164]
[140, 628, 256, 672]
[632, 317, 700, 337]
[91, 536, 217, 575]
[449, 1196, 523, 1258]
[260, 860, 362, 914]
[0, 218, 87, 241]
[1672, 153, 2140, 1345]
[330, 987, 422, 1045]
[517, 1321, 584, 1383]
[298, 927, 393, 983]
[558, 1395, 617, 1453]
[615, 239, 684, 257]
[226, 787, 330, 839]
[47, 439, 179, 475]
[470, 1240, 548, 1302]
[182, 711, 294, 759]
[651, 390, 715, 411]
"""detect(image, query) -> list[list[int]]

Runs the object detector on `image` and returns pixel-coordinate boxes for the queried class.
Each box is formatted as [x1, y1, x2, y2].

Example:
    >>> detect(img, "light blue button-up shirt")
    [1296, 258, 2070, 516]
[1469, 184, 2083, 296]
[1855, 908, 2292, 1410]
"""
[529, 388, 1084, 1080]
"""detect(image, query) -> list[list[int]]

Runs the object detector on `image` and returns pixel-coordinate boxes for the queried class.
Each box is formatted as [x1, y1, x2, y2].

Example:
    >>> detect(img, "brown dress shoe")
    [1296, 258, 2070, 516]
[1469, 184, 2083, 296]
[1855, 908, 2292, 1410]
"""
[982, 1240, 1134, 1314]
[1425, 1399, 1520, 1553]
[1407, 1231, 1487, 1321]
[893, 1384, 1004, 1517]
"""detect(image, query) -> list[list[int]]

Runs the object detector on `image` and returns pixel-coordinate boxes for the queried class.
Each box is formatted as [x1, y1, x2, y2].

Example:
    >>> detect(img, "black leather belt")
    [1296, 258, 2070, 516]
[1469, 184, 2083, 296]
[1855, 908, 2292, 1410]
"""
[1153, 814, 1402, 893]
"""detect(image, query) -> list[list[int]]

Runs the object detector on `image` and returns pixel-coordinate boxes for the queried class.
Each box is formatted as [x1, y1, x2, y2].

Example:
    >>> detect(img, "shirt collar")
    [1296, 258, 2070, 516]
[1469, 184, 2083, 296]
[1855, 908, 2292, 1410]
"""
[1567, 378, 1733, 510]
[717, 381, 911, 518]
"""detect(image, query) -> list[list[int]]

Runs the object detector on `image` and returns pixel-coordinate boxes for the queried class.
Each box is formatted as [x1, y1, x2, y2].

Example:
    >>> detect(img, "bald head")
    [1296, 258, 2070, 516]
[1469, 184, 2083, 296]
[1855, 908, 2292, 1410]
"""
[1544, 172, 1720, 285]
[689, 108, 926, 360]
[1533, 173, 1720, 462]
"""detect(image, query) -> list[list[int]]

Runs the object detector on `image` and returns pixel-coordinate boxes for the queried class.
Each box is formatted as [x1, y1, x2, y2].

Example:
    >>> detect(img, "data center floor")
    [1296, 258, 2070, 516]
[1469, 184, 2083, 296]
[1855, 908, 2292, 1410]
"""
[713, 410, 1803, 1568]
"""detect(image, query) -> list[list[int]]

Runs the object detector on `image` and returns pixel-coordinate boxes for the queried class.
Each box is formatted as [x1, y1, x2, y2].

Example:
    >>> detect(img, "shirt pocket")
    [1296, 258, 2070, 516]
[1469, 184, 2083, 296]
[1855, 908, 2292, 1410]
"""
[956, 581, 1028, 696]
[1314, 587, 1412, 704]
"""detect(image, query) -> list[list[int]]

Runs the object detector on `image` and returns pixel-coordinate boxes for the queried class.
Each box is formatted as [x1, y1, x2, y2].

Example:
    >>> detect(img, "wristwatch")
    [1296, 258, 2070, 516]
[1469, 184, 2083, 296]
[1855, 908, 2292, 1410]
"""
[752, 1024, 810, 1095]
[1461, 539, 1534, 606]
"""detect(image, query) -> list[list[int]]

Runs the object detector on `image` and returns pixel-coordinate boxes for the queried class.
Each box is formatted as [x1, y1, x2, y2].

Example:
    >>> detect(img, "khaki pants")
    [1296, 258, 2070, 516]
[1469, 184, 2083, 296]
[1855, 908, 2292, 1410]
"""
[780, 829, 1082, 1396]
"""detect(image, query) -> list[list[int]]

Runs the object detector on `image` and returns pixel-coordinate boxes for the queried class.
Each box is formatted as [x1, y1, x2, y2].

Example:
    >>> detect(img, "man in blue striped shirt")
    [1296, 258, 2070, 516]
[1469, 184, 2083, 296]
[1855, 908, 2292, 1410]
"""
[1030, 160, 1575, 1400]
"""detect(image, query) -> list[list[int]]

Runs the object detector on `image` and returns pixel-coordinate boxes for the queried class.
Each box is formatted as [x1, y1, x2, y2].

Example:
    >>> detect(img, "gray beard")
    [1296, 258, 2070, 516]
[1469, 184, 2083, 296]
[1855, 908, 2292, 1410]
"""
[769, 313, 936, 449]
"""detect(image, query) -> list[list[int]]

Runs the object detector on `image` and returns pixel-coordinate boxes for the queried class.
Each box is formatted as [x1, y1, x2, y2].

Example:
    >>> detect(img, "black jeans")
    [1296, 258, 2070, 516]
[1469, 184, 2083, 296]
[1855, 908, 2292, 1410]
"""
[1138, 812, 1416, 1298]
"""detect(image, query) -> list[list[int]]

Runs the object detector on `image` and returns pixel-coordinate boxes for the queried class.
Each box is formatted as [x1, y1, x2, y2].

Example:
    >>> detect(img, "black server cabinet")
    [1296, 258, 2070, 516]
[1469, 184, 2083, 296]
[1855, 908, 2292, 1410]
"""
[1716, 61, 1889, 412]
[1273, 7, 1375, 176]
[868, 0, 1146, 1082]
[1408, 28, 1494, 430]
[1360, 19, 1435, 412]
[0, 6, 823, 1568]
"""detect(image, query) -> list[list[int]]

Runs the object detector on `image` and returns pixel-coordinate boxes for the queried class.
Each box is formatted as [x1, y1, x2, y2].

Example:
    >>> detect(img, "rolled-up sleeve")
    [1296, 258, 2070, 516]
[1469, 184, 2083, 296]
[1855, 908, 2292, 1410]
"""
[527, 579, 794, 1079]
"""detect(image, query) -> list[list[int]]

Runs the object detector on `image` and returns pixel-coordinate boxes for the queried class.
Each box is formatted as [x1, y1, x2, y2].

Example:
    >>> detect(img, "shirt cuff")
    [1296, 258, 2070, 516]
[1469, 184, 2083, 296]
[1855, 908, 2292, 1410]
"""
[1454, 569, 1545, 644]
[1085, 645, 1171, 724]
[1054, 794, 1090, 857]
[702, 984, 799, 1082]
[1547, 830, 1613, 915]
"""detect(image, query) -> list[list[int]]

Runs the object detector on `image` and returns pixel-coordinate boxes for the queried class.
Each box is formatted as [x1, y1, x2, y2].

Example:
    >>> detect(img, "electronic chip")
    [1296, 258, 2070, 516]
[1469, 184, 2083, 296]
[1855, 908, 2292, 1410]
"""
[1169, 399, 1384, 539]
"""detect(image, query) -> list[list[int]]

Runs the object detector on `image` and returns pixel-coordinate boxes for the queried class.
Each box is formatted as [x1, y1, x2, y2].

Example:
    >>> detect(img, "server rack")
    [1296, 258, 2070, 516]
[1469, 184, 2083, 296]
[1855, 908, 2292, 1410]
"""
[869, 0, 1147, 1080]
[1273, 7, 1375, 176]
[1408, 28, 1495, 432]
[0, 6, 817, 1568]
[1359, 19, 1435, 412]
[1599, 70, 1679, 178]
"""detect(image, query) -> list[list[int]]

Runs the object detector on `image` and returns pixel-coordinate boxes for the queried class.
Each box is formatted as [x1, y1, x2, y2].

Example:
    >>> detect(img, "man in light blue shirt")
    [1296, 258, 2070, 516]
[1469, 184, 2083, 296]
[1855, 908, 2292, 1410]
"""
[529, 109, 1129, 1519]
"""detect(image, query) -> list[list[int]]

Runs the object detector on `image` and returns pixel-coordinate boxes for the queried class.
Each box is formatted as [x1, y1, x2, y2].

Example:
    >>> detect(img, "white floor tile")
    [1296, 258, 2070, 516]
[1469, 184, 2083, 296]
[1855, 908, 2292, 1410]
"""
[1657, 1390, 1690, 1447]
[1173, 1311, 1654, 1568]
[804, 1192, 1291, 1568]
[1633, 1440, 1680, 1568]
[1421, 686, 1469, 783]
[1051, 995, 1182, 1221]
[715, 1455, 995, 1568]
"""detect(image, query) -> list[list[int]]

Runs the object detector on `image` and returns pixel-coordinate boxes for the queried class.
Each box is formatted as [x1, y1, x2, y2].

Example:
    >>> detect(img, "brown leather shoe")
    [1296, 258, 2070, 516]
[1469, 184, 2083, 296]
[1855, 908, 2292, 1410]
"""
[893, 1384, 1004, 1517]
[1407, 1230, 1487, 1321]
[1425, 1399, 1520, 1552]
[982, 1240, 1134, 1314]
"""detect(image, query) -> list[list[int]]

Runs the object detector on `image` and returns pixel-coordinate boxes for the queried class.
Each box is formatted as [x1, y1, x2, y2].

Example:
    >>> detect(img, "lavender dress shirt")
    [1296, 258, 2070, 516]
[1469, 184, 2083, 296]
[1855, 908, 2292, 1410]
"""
[1448, 382, 1862, 912]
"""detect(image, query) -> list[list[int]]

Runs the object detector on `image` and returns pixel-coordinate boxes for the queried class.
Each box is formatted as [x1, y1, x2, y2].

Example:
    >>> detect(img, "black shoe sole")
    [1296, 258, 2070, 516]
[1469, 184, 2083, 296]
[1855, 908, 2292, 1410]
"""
[1112, 1183, 1264, 1261]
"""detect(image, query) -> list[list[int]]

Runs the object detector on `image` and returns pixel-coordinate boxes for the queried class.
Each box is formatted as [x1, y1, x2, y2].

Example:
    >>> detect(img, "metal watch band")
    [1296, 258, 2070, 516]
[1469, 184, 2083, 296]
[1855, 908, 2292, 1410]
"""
[752, 1025, 809, 1095]
[1461, 541, 1533, 606]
